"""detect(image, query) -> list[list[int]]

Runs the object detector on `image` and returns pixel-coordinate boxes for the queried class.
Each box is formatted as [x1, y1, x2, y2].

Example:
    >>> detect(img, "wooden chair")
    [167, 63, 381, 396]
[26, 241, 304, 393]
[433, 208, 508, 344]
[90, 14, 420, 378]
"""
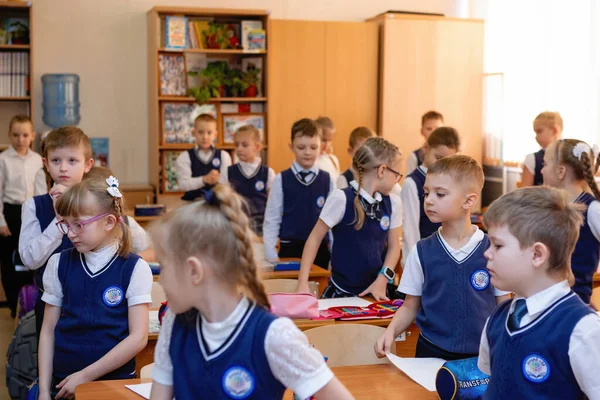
[303, 324, 395, 367]
[140, 363, 153, 379]
[262, 279, 319, 295]
[151, 281, 166, 308]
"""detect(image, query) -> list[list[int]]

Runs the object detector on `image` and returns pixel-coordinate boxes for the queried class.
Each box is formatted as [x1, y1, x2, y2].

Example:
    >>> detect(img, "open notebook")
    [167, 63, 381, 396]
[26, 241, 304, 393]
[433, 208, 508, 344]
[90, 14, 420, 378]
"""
[126, 383, 152, 399]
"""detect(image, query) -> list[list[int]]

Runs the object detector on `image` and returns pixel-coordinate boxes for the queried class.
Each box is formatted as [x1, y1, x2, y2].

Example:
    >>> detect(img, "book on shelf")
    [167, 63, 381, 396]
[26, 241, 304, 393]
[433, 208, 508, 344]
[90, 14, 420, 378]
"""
[159, 54, 187, 96]
[165, 16, 187, 50]
[241, 20, 262, 50]
[248, 29, 266, 51]
[162, 103, 217, 144]
[241, 57, 263, 97]
[223, 114, 265, 144]
[0, 52, 28, 97]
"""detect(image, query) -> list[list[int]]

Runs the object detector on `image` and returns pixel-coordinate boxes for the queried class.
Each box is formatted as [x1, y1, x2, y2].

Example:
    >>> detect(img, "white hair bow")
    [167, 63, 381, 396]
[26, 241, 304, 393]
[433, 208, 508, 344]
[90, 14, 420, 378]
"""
[106, 176, 122, 198]
[572, 142, 591, 161]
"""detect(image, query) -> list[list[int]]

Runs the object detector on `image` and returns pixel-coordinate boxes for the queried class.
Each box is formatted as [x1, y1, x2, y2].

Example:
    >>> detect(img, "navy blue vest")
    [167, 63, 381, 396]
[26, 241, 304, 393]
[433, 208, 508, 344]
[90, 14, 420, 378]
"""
[228, 164, 268, 219]
[533, 149, 545, 186]
[280, 168, 330, 242]
[341, 169, 354, 186]
[571, 193, 600, 304]
[484, 293, 593, 399]
[416, 232, 496, 354]
[413, 148, 424, 167]
[53, 248, 138, 380]
[33, 194, 73, 289]
[170, 303, 286, 400]
[408, 168, 442, 239]
[181, 148, 222, 201]
[330, 187, 392, 294]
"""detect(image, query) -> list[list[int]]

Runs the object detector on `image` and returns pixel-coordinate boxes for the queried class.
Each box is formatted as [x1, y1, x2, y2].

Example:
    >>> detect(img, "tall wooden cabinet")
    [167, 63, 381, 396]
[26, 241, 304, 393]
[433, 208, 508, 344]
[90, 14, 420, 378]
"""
[268, 20, 378, 173]
[371, 13, 484, 168]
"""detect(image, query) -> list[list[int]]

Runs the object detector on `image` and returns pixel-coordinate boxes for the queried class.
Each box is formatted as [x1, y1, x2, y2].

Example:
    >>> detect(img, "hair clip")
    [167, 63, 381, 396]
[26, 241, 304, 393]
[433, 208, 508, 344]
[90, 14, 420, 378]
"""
[572, 142, 591, 161]
[593, 144, 600, 158]
[106, 176, 122, 198]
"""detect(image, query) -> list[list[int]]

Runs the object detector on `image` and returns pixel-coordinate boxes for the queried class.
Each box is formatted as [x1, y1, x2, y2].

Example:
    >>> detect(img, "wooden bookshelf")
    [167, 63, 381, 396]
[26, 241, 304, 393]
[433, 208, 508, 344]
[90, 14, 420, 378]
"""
[148, 6, 269, 204]
[0, 2, 33, 151]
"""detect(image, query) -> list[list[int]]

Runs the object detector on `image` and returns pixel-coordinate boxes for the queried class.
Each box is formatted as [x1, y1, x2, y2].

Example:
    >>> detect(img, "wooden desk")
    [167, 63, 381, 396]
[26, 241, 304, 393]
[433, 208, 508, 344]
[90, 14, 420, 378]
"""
[594, 273, 600, 289]
[76, 364, 436, 399]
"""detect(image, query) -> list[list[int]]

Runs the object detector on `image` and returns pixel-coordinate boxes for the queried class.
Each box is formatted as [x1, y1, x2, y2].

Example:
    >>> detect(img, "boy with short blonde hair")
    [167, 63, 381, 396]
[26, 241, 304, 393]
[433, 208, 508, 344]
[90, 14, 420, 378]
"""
[479, 186, 600, 399]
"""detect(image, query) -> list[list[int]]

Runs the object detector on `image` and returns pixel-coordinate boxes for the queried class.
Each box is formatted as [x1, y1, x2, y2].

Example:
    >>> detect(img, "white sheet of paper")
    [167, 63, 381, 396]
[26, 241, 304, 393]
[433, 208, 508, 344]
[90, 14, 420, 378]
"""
[386, 353, 445, 392]
[149, 310, 160, 334]
[125, 383, 152, 399]
[317, 297, 372, 310]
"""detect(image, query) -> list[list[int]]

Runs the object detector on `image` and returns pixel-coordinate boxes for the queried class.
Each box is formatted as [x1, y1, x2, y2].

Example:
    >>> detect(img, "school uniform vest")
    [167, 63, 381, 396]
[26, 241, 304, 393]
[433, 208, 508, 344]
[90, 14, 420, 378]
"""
[181, 148, 222, 201]
[228, 164, 268, 218]
[330, 187, 392, 294]
[571, 193, 600, 304]
[53, 248, 138, 380]
[170, 303, 286, 400]
[279, 168, 330, 242]
[407, 168, 442, 239]
[416, 232, 496, 354]
[533, 149, 545, 186]
[413, 148, 424, 167]
[33, 194, 73, 289]
[484, 293, 593, 399]
[341, 169, 354, 185]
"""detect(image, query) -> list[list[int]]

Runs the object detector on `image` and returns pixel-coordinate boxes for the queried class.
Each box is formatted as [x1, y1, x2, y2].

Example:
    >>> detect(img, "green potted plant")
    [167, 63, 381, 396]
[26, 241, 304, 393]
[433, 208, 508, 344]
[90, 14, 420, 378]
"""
[187, 61, 230, 103]
[226, 69, 248, 97]
[243, 68, 261, 97]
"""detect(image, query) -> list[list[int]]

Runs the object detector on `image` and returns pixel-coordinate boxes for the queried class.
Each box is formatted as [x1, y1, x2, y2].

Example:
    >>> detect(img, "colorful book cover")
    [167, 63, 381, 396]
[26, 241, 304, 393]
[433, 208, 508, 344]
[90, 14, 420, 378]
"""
[194, 20, 210, 49]
[159, 54, 187, 96]
[165, 16, 187, 49]
[90, 138, 109, 167]
[223, 114, 265, 144]
[248, 29, 266, 51]
[163, 151, 183, 192]
[241, 20, 262, 50]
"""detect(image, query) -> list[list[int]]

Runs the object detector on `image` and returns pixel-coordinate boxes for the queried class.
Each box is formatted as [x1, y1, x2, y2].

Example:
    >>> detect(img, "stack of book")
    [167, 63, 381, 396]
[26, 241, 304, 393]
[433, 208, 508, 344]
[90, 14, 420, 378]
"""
[0, 52, 29, 97]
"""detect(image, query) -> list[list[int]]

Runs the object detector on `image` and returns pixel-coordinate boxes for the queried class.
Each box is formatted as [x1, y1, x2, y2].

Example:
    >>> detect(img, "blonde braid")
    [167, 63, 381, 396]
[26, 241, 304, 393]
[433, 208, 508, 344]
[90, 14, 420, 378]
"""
[595, 152, 600, 174]
[580, 152, 600, 200]
[112, 194, 131, 257]
[213, 185, 270, 309]
[353, 164, 366, 230]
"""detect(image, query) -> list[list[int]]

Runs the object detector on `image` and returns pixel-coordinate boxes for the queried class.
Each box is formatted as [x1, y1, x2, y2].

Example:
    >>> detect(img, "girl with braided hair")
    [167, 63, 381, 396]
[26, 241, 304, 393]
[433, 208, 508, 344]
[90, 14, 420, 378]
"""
[38, 175, 153, 399]
[148, 183, 351, 400]
[297, 137, 403, 300]
[542, 139, 600, 306]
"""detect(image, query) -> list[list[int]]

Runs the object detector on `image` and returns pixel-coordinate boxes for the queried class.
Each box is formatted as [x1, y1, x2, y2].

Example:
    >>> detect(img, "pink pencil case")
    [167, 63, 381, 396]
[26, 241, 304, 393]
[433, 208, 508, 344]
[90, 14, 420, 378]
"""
[269, 292, 320, 319]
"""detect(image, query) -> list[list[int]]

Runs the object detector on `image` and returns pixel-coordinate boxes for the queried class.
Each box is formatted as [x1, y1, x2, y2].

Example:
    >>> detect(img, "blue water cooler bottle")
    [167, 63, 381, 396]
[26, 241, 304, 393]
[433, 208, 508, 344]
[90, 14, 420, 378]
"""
[41, 74, 80, 128]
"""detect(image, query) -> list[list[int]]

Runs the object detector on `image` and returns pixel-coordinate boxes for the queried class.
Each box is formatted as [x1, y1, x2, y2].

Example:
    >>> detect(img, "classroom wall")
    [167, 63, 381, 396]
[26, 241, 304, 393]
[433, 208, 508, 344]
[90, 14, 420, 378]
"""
[27, 0, 467, 184]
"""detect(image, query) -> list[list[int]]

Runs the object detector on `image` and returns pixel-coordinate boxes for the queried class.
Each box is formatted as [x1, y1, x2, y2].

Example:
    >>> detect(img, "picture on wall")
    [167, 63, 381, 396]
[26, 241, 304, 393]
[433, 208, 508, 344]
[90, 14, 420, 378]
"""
[162, 150, 183, 192]
[159, 54, 187, 96]
[222, 114, 264, 144]
[162, 102, 217, 144]
[90, 138, 109, 167]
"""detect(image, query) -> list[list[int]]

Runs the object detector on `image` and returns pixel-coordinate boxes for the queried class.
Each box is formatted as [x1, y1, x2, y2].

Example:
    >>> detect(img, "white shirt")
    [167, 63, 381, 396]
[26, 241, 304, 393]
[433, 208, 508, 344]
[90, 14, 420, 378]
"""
[263, 162, 335, 261]
[0, 146, 43, 226]
[19, 196, 65, 270]
[522, 152, 536, 175]
[41, 243, 153, 307]
[316, 153, 340, 182]
[127, 216, 151, 253]
[579, 197, 600, 241]
[33, 168, 49, 196]
[152, 297, 334, 399]
[320, 180, 403, 230]
[399, 227, 510, 297]
[478, 281, 600, 399]
[221, 158, 275, 191]
[405, 150, 420, 177]
[175, 147, 232, 192]
[401, 166, 426, 267]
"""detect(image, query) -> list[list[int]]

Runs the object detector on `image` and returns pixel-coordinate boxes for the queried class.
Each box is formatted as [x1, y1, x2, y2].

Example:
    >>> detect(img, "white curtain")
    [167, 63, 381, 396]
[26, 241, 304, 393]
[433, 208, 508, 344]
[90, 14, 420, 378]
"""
[473, 0, 600, 164]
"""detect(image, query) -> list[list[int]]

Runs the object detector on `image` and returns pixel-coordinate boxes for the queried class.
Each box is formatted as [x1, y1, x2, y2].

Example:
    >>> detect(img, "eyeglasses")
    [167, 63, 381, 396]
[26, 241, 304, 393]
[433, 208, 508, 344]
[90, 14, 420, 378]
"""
[380, 165, 403, 182]
[56, 213, 111, 235]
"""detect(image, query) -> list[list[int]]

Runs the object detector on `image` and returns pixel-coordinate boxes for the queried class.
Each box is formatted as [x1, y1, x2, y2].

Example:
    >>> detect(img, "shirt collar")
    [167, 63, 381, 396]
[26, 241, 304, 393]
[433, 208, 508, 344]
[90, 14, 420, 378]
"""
[6, 146, 31, 158]
[292, 161, 319, 175]
[438, 226, 483, 255]
[418, 165, 428, 174]
[83, 242, 119, 266]
[349, 180, 383, 203]
[510, 280, 571, 318]
[196, 145, 215, 155]
[238, 157, 261, 169]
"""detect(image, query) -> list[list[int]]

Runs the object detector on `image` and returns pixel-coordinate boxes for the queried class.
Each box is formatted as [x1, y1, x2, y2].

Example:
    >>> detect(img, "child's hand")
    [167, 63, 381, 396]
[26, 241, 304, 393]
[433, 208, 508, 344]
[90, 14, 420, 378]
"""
[203, 170, 220, 185]
[49, 184, 68, 212]
[38, 392, 52, 400]
[374, 329, 396, 358]
[55, 369, 89, 399]
[296, 282, 310, 294]
[359, 275, 390, 301]
[0, 225, 11, 237]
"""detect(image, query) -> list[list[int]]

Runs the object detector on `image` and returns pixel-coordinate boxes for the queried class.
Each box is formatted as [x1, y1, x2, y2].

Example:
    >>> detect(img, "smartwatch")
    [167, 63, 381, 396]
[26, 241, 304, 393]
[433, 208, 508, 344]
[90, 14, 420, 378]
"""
[380, 266, 395, 284]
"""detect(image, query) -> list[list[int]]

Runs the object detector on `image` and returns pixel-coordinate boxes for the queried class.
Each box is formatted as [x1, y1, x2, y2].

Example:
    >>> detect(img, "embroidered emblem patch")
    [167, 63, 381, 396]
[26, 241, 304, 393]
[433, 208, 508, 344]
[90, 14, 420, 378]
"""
[316, 196, 325, 208]
[470, 270, 490, 291]
[380, 215, 390, 231]
[522, 354, 550, 383]
[212, 158, 221, 167]
[102, 286, 124, 307]
[222, 366, 255, 399]
[255, 180, 265, 191]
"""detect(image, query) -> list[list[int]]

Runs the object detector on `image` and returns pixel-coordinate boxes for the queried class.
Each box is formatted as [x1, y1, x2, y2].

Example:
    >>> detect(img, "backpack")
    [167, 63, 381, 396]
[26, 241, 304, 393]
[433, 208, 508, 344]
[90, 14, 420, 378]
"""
[6, 311, 38, 400]
[17, 284, 38, 320]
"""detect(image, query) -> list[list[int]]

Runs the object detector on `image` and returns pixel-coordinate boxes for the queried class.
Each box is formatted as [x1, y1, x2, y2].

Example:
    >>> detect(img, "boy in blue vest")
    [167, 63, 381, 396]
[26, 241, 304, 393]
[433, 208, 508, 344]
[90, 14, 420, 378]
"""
[375, 155, 510, 360]
[478, 186, 600, 399]
[175, 113, 232, 201]
[223, 125, 274, 236]
[263, 118, 333, 269]
[19, 126, 94, 338]
[405, 111, 444, 176]
[401, 127, 460, 266]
